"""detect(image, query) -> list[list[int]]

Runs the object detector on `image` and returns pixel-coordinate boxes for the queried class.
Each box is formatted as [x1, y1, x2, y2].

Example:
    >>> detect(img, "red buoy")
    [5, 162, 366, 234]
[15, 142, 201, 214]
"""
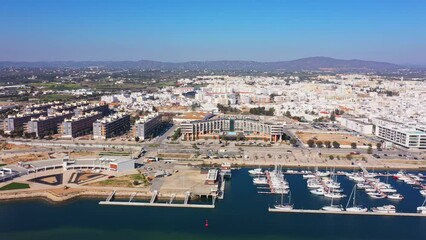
[205, 219, 209, 228]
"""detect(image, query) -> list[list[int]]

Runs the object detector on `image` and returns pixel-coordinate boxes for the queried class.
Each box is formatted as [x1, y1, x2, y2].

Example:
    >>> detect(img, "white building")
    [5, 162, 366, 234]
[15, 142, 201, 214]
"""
[339, 117, 374, 135]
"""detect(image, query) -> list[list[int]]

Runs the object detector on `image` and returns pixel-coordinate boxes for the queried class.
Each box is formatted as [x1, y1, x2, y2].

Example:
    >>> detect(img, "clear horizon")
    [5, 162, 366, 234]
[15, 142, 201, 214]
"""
[1, 0, 426, 65]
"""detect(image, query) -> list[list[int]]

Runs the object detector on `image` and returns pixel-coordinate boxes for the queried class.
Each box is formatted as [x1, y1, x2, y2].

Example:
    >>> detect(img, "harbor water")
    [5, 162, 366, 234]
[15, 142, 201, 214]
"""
[0, 169, 425, 240]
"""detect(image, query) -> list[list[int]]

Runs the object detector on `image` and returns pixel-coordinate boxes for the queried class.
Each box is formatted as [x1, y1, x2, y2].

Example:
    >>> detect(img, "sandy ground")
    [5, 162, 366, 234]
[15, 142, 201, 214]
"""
[0, 143, 33, 151]
[296, 131, 372, 146]
[1, 152, 50, 164]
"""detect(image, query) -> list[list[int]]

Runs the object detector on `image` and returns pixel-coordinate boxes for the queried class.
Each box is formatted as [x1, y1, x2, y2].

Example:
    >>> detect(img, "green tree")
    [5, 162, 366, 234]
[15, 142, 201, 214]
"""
[307, 139, 315, 148]
[324, 140, 331, 148]
[332, 141, 340, 148]
[134, 136, 140, 142]
[367, 146, 373, 154]
[316, 140, 324, 148]
[330, 112, 336, 122]
[289, 138, 297, 147]
[376, 142, 382, 150]
[285, 111, 292, 118]
[346, 154, 353, 161]
[329, 155, 334, 160]
[351, 142, 357, 149]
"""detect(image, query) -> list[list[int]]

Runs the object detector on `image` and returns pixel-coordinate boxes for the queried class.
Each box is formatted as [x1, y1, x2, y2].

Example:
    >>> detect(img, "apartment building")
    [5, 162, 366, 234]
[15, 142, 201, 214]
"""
[23, 101, 62, 114]
[47, 101, 89, 115]
[60, 111, 103, 138]
[133, 113, 163, 140]
[26, 111, 74, 137]
[74, 103, 109, 117]
[93, 113, 131, 139]
[3, 110, 46, 133]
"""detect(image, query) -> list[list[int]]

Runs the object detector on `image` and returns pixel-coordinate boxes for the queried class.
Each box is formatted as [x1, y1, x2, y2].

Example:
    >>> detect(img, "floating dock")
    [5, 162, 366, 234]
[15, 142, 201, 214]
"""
[99, 190, 215, 209]
[268, 208, 426, 217]
[99, 201, 215, 208]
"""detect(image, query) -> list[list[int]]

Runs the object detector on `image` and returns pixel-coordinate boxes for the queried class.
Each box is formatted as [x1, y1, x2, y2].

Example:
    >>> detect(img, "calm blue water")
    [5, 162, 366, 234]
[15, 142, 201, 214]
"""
[0, 169, 425, 240]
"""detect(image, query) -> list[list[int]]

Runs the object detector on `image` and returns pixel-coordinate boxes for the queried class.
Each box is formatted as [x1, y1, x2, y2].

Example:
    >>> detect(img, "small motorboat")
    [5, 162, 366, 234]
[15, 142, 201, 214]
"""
[387, 194, 404, 200]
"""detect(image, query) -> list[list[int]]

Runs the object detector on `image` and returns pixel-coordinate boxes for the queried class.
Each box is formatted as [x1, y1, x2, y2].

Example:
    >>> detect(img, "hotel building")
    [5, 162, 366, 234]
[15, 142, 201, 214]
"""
[180, 117, 286, 142]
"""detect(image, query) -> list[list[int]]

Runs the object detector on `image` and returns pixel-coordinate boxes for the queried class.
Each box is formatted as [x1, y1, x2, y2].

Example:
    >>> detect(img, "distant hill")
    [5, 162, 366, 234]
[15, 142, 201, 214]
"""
[0, 57, 402, 72]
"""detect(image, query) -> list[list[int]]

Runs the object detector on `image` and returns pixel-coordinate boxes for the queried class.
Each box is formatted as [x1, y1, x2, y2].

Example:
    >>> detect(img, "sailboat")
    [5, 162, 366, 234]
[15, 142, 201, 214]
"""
[345, 185, 368, 212]
[322, 191, 344, 212]
[273, 190, 294, 210]
[417, 198, 426, 214]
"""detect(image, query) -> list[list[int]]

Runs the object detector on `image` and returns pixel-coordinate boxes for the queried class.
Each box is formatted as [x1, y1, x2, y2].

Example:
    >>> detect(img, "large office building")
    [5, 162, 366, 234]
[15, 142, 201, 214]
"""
[93, 113, 131, 139]
[26, 111, 75, 137]
[60, 111, 103, 138]
[374, 119, 426, 149]
[133, 113, 163, 140]
[339, 117, 374, 135]
[74, 103, 109, 117]
[180, 117, 286, 142]
[47, 101, 89, 115]
[3, 110, 46, 133]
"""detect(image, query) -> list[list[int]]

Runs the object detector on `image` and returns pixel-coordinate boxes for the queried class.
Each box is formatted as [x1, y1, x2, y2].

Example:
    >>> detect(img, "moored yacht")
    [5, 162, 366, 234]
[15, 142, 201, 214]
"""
[310, 188, 325, 195]
[387, 194, 404, 200]
[417, 198, 426, 214]
[249, 168, 264, 175]
[371, 205, 396, 213]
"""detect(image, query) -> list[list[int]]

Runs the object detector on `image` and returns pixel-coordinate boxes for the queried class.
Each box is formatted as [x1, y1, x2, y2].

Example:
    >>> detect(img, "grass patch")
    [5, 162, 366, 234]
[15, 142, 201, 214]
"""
[0, 182, 30, 191]
[99, 152, 131, 156]
[148, 143, 160, 148]
[88, 174, 149, 188]
[31, 83, 81, 91]
[38, 94, 77, 102]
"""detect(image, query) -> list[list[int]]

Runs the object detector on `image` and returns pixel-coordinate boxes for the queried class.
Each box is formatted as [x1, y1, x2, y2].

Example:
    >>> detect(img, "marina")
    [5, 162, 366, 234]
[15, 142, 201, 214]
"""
[250, 166, 426, 217]
[1, 168, 426, 240]
[268, 208, 426, 217]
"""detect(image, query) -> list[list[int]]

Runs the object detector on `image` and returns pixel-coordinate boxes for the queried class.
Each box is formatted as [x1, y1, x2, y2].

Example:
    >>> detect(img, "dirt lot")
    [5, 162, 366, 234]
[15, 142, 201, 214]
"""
[0, 143, 33, 151]
[1, 153, 50, 164]
[159, 166, 212, 195]
[70, 151, 100, 158]
[296, 131, 372, 146]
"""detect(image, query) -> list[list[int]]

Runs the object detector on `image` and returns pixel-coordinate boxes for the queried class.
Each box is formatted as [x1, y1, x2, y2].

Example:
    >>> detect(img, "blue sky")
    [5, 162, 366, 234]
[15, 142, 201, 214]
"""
[1, 0, 426, 64]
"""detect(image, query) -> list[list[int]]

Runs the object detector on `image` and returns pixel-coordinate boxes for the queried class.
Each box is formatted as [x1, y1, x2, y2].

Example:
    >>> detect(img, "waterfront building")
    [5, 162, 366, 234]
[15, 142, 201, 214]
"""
[26, 111, 74, 137]
[60, 111, 103, 138]
[181, 117, 285, 142]
[133, 113, 163, 140]
[93, 113, 131, 139]
[3, 110, 46, 133]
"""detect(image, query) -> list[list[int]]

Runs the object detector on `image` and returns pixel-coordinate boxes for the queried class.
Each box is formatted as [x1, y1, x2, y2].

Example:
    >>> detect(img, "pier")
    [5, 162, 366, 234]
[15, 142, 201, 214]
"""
[268, 208, 426, 217]
[106, 190, 116, 202]
[99, 190, 215, 209]
[99, 201, 215, 208]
